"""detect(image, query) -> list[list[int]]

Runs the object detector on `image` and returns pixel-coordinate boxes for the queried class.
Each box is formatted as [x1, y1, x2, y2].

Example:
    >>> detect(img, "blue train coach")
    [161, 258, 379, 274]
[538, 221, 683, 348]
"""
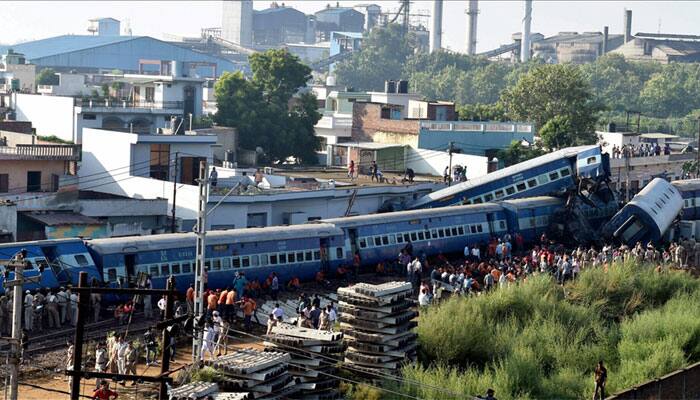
[0, 238, 101, 293]
[671, 179, 700, 220]
[602, 178, 683, 245]
[409, 145, 608, 209]
[500, 197, 565, 243]
[86, 224, 345, 292]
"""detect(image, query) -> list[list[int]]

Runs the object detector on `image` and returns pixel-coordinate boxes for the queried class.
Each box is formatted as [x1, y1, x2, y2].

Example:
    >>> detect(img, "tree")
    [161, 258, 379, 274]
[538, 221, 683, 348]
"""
[457, 103, 506, 122]
[214, 50, 321, 164]
[36, 68, 59, 86]
[499, 64, 601, 148]
[335, 24, 416, 91]
[496, 140, 547, 167]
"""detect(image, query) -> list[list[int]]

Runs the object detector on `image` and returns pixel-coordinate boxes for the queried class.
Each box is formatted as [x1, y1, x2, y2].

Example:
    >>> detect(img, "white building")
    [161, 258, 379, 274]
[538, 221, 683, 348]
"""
[37, 73, 89, 96]
[11, 72, 204, 143]
[0, 49, 36, 93]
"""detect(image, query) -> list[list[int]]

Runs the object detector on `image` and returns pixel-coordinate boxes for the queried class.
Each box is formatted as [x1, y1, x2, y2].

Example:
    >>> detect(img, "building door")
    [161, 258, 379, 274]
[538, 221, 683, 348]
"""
[183, 86, 195, 119]
[133, 86, 141, 104]
[27, 171, 42, 192]
[124, 254, 136, 285]
[180, 156, 205, 185]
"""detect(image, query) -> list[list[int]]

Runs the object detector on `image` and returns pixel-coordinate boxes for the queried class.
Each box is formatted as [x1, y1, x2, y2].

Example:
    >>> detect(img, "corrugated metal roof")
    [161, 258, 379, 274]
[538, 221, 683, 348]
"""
[0, 35, 140, 60]
[316, 7, 357, 15]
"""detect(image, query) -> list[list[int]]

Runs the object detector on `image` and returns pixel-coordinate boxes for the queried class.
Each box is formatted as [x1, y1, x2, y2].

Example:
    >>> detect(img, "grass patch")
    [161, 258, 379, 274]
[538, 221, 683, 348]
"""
[403, 263, 700, 399]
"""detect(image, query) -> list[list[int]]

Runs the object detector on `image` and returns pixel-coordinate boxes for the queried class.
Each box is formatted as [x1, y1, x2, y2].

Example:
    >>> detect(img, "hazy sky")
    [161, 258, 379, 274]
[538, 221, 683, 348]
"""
[1, 1, 699, 53]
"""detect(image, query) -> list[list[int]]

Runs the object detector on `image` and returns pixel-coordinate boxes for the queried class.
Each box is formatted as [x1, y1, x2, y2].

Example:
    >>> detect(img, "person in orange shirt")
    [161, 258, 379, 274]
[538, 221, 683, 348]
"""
[490, 268, 502, 282]
[287, 277, 300, 291]
[239, 296, 256, 331]
[249, 280, 261, 298]
[185, 284, 194, 314]
[225, 288, 236, 322]
[207, 291, 218, 316]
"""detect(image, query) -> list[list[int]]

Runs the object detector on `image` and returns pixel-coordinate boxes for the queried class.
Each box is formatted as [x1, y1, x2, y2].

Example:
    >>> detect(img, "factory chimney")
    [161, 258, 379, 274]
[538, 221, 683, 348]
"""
[430, 0, 443, 52]
[624, 9, 633, 43]
[466, 0, 479, 55]
[603, 26, 609, 54]
[520, 0, 532, 62]
[222, 0, 253, 47]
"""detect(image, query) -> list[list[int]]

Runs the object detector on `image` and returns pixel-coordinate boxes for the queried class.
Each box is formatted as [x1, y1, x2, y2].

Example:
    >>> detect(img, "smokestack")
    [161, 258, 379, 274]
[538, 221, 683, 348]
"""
[466, 0, 478, 55]
[603, 26, 609, 54]
[624, 9, 632, 43]
[430, 0, 443, 52]
[520, 0, 532, 62]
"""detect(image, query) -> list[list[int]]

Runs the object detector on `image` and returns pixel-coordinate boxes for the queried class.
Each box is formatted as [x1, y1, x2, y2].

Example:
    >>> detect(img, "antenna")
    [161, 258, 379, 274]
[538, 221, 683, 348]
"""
[124, 18, 133, 36]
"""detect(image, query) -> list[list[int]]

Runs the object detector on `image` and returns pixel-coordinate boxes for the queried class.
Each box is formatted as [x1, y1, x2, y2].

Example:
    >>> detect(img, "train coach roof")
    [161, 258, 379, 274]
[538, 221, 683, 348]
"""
[319, 203, 503, 227]
[499, 196, 565, 209]
[87, 223, 343, 254]
[0, 238, 86, 249]
[672, 179, 700, 191]
[410, 145, 597, 208]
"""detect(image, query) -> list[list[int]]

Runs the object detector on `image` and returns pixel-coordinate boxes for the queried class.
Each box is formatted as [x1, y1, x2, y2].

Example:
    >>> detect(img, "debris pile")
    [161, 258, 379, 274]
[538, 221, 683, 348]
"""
[337, 281, 417, 376]
[264, 324, 344, 399]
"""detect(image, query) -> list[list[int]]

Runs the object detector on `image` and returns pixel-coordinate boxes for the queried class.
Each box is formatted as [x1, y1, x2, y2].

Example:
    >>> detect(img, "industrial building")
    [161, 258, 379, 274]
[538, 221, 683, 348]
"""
[0, 18, 237, 77]
[611, 33, 700, 63]
[252, 4, 309, 46]
[314, 6, 365, 41]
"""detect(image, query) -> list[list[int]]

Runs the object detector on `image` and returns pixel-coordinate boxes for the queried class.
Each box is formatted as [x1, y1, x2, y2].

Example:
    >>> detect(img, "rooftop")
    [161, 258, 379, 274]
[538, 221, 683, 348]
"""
[24, 212, 102, 226]
[0, 144, 81, 161]
[0, 35, 138, 59]
[331, 142, 405, 150]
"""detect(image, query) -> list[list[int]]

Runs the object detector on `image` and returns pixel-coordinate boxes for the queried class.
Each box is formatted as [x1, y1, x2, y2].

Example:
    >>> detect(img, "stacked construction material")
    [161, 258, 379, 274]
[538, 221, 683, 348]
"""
[264, 324, 344, 400]
[338, 281, 417, 376]
[203, 348, 299, 399]
[169, 382, 219, 400]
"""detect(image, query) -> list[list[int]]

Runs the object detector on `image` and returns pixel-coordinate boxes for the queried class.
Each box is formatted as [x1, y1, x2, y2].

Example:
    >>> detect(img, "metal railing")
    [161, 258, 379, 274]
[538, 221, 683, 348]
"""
[0, 144, 81, 160]
[74, 98, 184, 110]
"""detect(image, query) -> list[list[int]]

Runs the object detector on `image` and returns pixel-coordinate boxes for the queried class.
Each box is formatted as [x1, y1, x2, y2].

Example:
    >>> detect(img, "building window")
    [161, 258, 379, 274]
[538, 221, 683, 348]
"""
[145, 87, 155, 103]
[82, 114, 96, 120]
[0, 174, 7, 193]
[149, 144, 170, 180]
[51, 174, 59, 192]
[27, 171, 42, 192]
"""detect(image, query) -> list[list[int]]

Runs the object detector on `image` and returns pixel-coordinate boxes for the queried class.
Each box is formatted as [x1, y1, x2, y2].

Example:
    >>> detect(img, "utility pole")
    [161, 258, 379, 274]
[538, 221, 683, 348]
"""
[171, 152, 179, 233]
[448, 141, 454, 187]
[70, 272, 88, 400]
[192, 160, 208, 363]
[159, 276, 175, 399]
[696, 118, 700, 178]
[6, 260, 25, 400]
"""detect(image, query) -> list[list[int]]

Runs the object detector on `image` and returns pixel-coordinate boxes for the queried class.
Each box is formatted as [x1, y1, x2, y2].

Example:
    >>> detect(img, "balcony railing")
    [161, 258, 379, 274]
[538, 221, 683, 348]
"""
[74, 98, 184, 110]
[0, 144, 81, 161]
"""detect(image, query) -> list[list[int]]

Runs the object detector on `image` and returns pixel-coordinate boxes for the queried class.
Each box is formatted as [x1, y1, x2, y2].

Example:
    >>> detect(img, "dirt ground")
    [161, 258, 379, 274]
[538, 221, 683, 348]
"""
[13, 336, 264, 400]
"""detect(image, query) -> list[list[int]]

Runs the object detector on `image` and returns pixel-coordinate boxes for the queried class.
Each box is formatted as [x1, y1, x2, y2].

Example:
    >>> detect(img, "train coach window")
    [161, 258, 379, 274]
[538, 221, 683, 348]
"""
[223, 258, 231, 269]
[451, 227, 459, 236]
[251, 255, 260, 266]
[374, 237, 382, 246]
[483, 194, 493, 202]
[213, 259, 221, 270]
[499, 221, 506, 230]
[396, 234, 404, 243]
[288, 253, 296, 263]
[359, 238, 367, 248]
[424, 230, 431, 240]
[560, 168, 571, 177]
[205, 261, 211, 270]
[438, 229, 445, 238]
[259, 255, 267, 266]
[506, 187, 516, 195]
[403, 233, 410, 242]
[418, 232, 425, 241]
[586, 156, 597, 165]
[150, 265, 159, 276]
[279, 254, 287, 264]
[314, 251, 321, 261]
[75, 254, 89, 266]
[527, 179, 537, 188]
[297, 252, 304, 262]
[336, 248, 344, 259]
[172, 263, 181, 275]
[382, 236, 389, 245]
[161, 264, 170, 276]
[242, 257, 250, 268]
[410, 232, 418, 241]
[270, 255, 278, 265]
[431, 229, 438, 238]
[473, 197, 483, 204]
[516, 183, 527, 192]
[107, 268, 117, 282]
[182, 263, 191, 274]
[305, 251, 313, 262]
[458, 227, 465, 235]
[470, 225, 477, 234]
[549, 171, 559, 181]
[494, 190, 505, 199]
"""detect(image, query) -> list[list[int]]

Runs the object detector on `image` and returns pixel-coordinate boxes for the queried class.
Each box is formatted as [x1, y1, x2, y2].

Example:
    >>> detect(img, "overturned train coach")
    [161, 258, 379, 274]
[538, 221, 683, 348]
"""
[0, 196, 577, 293]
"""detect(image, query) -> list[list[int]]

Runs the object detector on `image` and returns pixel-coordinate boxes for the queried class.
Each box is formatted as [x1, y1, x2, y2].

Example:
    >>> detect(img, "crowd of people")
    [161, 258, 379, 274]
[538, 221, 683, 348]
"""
[609, 142, 671, 159]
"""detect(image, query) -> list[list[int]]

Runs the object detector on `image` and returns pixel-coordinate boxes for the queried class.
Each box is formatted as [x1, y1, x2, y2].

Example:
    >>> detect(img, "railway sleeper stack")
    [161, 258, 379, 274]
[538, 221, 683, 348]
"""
[338, 281, 417, 377]
[200, 348, 299, 399]
[264, 324, 344, 400]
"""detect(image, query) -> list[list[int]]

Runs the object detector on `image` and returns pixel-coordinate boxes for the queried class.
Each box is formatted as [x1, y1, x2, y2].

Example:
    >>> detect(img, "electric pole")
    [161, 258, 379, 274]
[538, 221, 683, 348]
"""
[7, 260, 24, 400]
[696, 118, 700, 178]
[448, 141, 454, 187]
[171, 152, 179, 233]
[192, 160, 208, 363]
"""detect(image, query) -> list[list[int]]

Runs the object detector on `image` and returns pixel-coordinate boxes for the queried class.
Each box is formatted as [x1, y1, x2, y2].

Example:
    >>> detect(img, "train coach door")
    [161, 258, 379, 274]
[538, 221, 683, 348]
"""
[319, 238, 330, 273]
[347, 229, 359, 257]
[125, 254, 136, 286]
[40, 245, 67, 283]
[486, 213, 496, 236]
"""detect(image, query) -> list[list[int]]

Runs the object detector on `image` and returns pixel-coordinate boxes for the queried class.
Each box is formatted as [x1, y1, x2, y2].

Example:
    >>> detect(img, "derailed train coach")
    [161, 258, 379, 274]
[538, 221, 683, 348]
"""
[602, 178, 683, 245]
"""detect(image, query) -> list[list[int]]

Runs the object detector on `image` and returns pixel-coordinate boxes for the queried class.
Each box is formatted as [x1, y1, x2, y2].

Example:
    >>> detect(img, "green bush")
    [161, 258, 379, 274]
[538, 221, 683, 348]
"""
[405, 263, 700, 400]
